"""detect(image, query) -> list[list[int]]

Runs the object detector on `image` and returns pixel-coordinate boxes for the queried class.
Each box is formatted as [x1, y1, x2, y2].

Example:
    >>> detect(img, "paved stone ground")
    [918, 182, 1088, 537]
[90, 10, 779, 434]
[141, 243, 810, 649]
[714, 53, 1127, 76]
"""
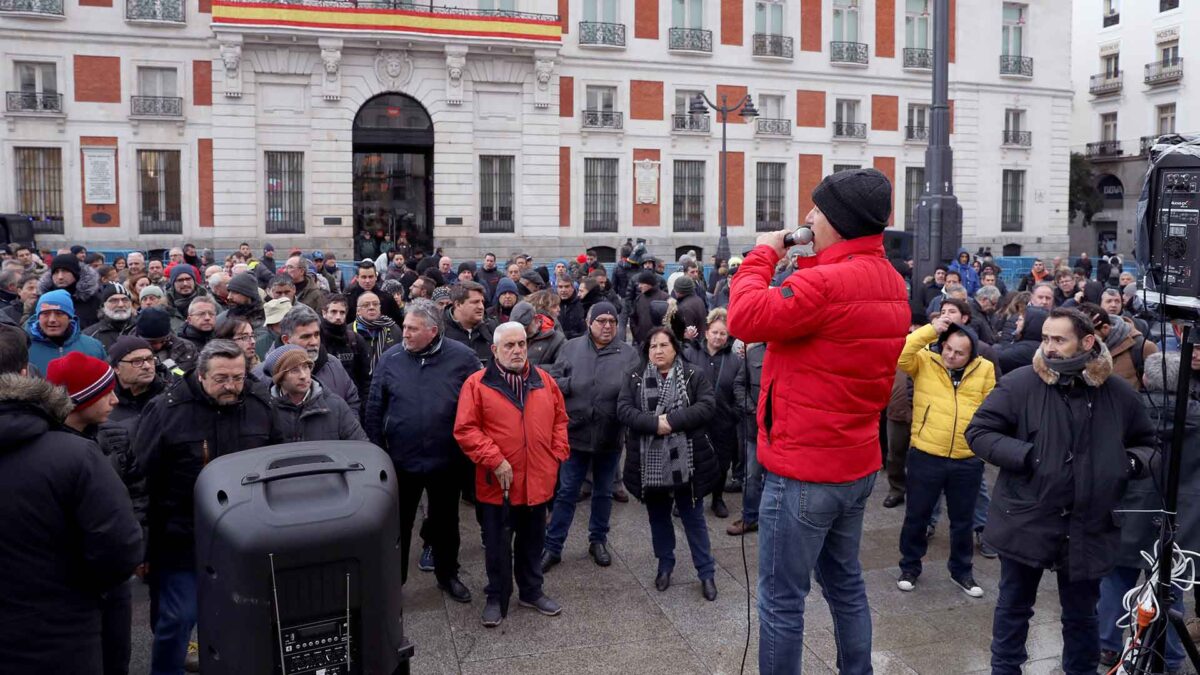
[128, 465, 1167, 674]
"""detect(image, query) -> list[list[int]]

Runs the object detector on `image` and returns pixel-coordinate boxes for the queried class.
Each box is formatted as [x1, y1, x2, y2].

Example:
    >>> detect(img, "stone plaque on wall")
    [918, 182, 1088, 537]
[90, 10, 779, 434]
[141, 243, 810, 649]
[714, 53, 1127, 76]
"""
[82, 147, 117, 204]
[636, 159, 659, 205]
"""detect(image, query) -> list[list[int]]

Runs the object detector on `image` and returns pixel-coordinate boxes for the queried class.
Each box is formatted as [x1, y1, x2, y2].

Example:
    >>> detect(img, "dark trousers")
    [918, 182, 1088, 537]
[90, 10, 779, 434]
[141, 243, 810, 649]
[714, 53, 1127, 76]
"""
[101, 579, 132, 675]
[884, 419, 910, 498]
[478, 501, 548, 603]
[396, 466, 461, 586]
[645, 489, 715, 580]
[898, 449, 982, 579]
[710, 424, 739, 503]
[991, 557, 1101, 675]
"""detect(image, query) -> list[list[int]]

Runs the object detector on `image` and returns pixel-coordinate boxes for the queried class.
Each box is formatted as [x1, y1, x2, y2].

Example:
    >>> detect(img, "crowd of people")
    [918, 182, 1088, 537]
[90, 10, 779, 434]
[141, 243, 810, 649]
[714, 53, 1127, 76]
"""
[0, 165, 1189, 675]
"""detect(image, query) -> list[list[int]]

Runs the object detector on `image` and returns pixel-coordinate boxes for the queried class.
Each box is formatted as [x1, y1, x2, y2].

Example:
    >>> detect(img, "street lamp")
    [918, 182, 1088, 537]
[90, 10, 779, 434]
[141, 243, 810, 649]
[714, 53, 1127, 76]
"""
[688, 92, 759, 263]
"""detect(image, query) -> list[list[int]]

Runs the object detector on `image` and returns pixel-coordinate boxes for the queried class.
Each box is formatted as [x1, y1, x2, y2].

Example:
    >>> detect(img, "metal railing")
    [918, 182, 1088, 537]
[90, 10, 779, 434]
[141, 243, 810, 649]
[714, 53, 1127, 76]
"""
[1102, 12, 1119, 27]
[1089, 72, 1123, 95]
[6, 91, 62, 112]
[673, 218, 704, 232]
[755, 118, 791, 136]
[1000, 55, 1034, 77]
[279, 0, 559, 20]
[1086, 140, 1124, 158]
[669, 27, 712, 53]
[833, 122, 867, 139]
[0, 0, 63, 14]
[672, 113, 710, 133]
[1145, 58, 1184, 85]
[905, 125, 929, 142]
[126, 0, 183, 21]
[131, 96, 183, 116]
[830, 41, 869, 65]
[1141, 135, 1160, 155]
[903, 47, 933, 70]
[581, 109, 623, 129]
[756, 220, 785, 233]
[1002, 130, 1032, 147]
[579, 21, 625, 47]
[753, 33, 793, 58]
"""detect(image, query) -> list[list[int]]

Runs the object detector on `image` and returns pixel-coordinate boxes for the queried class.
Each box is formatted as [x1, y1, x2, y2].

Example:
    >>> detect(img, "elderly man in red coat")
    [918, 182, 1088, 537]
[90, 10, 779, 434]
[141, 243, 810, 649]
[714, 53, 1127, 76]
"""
[728, 168, 910, 675]
[455, 321, 570, 629]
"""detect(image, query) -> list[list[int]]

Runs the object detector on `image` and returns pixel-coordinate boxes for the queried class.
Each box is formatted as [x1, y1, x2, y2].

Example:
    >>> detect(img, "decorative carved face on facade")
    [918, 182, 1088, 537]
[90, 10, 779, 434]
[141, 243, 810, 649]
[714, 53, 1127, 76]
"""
[448, 66, 462, 82]
[385, 53, 405, 78]
[322, 51, 340, 75]
[221, 46, 240, 73]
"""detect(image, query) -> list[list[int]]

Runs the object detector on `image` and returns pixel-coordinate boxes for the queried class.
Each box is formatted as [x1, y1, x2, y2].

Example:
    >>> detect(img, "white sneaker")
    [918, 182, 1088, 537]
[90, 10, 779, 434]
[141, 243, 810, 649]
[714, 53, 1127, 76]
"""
[952, 575, 984, 598]
[897, 572, 917, 592]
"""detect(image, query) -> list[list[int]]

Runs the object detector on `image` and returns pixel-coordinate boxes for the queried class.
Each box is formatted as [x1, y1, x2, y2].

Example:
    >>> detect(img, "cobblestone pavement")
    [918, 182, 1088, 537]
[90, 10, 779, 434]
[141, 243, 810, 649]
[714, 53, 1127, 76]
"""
[129, 465, 1135, 674]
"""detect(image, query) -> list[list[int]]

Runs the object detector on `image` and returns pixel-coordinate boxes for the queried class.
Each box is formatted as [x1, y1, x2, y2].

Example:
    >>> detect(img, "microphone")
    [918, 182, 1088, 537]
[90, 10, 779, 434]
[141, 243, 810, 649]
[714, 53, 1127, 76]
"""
[783, 227, 814, 248]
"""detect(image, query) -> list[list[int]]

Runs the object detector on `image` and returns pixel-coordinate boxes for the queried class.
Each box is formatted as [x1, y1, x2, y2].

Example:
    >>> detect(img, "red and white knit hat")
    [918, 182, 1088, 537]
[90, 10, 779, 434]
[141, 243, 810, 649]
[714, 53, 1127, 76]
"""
[46, 352, 116, 411]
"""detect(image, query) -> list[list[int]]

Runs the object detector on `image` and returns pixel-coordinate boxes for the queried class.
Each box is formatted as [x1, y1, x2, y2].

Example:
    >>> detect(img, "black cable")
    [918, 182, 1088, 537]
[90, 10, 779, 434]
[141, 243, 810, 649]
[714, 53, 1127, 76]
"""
[740, 522, 751, 674]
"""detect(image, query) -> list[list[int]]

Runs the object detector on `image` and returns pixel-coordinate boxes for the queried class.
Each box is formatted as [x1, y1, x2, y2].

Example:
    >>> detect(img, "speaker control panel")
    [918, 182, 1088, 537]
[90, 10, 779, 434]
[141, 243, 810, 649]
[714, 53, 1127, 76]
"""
[1158, 169, 1200, 295]
[281, 617, 350, 675]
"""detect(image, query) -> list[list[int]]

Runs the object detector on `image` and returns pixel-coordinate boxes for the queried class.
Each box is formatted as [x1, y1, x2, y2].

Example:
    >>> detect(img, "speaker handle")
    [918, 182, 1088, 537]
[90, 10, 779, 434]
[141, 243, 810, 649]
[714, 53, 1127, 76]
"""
[241, 461, 366, 486]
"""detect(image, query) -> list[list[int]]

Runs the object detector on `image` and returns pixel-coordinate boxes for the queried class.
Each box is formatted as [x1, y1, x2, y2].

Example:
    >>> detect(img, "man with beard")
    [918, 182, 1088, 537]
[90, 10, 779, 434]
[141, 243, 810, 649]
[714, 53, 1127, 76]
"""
[263, 345, 366, 443]
[14, 243, 47, 275]
[320, 294, 372, 401]
[354, 291, 401, 374]
[443, 281, 495, 365]
[284, 255, 324, 311]
[85, 283, 138, 350]
[2, 271, 40, 326]
[41, 253, 103, 329]
[167, 248, 184, 267]
[135, 307, 197, 379]
[177, 296, 218, 351]
[146, 259, 166, 289]
[556, 277, 586, 339]
[486, 278, 520, 325]
[346, 261, 402, 324]
[477, 252, 502, 299]
[258, 304, 360, 415]
[218, 272, 266, 326]
[165, 264, 208, 320]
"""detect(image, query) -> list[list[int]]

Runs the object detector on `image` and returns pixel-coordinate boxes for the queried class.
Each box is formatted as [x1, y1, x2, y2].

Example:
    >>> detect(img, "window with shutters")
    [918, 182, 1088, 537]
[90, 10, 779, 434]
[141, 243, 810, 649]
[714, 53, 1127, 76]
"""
[833, 0, 859, 42]
[1158, 103, 1176, 135]
[479, 155, 515, 233]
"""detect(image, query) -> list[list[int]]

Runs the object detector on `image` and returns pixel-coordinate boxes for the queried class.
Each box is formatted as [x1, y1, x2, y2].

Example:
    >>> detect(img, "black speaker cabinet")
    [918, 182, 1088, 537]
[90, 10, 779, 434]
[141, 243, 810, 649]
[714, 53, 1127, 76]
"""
[1142, 141, 1200, 302]
[194, 442, 412, 674]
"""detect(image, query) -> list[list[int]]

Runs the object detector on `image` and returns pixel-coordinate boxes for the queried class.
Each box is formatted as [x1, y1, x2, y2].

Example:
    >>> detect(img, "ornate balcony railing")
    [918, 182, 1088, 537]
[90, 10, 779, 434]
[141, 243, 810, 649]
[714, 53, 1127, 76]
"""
[1145, 58, 1184, 85]
[1086, 140, 1124, 158]
[131, 96, 183, 116]
[830, 41, 869, 65]
[833, 122, 867, 139]
[669, 27, 712, 53]
[1000, 55, 1034, 77]
[581, 109, 623, 129]
[903, 47, 933, 70]
[905, 125, 929, 142]
[673, 218, 704, 232]
[1102, 12, 1119, 27]
[672, 113, 710, 133]
[0, 0, 63, 14]
[579, 21, 624, 47]
[755, 118, 791, 136]
[753, 33, 793, 58]
[1141, 135, 1159, 155]
[127, 0, 183, 21]
[6, 91, 63, 113]
[1089, 72, 1123, 95]
[1002, 130, 1032, 147]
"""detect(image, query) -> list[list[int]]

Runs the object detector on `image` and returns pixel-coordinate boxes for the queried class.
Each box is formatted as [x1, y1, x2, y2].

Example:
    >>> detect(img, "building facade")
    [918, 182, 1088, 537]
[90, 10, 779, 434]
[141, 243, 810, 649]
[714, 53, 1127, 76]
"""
[1069, 0, 1188, 259]
[2, 0, 1072, 261]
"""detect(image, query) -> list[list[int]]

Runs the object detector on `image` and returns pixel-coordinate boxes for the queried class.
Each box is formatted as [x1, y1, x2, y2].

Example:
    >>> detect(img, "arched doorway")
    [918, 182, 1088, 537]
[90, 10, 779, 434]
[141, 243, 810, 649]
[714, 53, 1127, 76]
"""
[353, 93, 434, 256]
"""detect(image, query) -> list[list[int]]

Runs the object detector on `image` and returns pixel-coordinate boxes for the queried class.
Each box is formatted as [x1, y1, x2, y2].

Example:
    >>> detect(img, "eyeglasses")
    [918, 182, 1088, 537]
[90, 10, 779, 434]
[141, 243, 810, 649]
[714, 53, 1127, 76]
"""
[593, 319, 617, 326]
[207, 374, 246, 386]
[120, 355, 156, 368]
[232, 334, 255, 344]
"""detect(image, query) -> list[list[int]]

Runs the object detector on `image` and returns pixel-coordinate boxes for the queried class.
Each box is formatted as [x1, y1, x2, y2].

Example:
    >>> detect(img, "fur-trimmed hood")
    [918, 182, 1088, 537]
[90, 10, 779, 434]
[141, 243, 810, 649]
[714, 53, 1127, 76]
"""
[37, 263, 100, 302]
[0, 374, 74, 446]
[1032, 341, 1114, 387]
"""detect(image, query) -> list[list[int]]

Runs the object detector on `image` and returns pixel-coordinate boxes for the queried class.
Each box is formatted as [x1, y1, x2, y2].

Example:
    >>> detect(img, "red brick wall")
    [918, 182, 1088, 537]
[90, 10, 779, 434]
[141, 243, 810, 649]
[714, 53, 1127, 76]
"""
[635, 0, 658, 40]
[872, 95, 899, 131]
[79, 0, 112, 8]
[559, 147, 571, 227]
[873, 156, 897, 225]
[559, 76, 573, 118]
[199, 139, 214, 228]
[800, 0, 822, 52]
[193, 60, 212, 107]
[80, 137, 120, 228]
[876, 0, 895, 58]
[716, 85, 749, 123]
[725, 151, 744, 226]
[798, 154, 823, 222]
[74, 56, 121, 103]
[949, 0, 956, 62]
[720, 0, 743, 46]
[796, 90, 826, 128]
[558, 0, 568, 33]
[630, 80, 664, 120]
[633, 149, 660, 227]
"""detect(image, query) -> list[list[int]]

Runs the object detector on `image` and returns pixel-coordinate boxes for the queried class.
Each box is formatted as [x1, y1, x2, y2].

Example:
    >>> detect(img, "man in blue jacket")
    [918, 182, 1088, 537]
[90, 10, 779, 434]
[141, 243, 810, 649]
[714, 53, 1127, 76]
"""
[948, 248, 981, 297]
[364, 299, 479, 603]
[26, 289, 107, 372]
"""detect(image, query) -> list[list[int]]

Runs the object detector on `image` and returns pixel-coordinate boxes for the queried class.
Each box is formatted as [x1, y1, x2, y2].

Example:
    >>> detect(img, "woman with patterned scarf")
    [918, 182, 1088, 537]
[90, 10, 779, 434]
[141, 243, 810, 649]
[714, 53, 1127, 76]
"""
[353, 290, 401, 374]
[617, 326, 721, 601]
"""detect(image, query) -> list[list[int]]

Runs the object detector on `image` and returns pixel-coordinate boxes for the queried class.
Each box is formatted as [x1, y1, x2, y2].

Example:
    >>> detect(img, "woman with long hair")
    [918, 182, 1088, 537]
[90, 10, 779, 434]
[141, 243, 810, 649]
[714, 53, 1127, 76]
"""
[617, 326, 720, 601]
[996, 291, 1032, 344]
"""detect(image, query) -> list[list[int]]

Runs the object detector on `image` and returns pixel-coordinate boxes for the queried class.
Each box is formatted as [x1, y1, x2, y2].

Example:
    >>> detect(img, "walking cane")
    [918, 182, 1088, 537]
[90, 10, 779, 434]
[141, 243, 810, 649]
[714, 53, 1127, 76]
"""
[499, 488, 513, 618]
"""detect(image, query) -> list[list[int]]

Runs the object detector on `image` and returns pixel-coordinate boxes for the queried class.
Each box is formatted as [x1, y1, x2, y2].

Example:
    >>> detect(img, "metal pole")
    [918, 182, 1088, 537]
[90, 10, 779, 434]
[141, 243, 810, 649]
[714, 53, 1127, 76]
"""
[719, 94, 730, 263]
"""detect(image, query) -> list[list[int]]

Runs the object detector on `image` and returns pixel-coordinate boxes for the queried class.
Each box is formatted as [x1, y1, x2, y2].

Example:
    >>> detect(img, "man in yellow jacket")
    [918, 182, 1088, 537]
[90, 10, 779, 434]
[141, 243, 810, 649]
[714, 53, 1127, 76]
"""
[895, 314, 995, 598]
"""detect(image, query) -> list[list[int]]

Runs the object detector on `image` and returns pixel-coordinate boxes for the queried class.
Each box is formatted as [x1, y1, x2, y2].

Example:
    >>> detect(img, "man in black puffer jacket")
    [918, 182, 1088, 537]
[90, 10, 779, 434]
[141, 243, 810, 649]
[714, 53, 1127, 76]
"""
[320, 294, 372, 400]
[966, 307, 1156, 675]
[0, 327, 142, 675]
[134, 339, 272, 675]
[40, 253, 103, 329]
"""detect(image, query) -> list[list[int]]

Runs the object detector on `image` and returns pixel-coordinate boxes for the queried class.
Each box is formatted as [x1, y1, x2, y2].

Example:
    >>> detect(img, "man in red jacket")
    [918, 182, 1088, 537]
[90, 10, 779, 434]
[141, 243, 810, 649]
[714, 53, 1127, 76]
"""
[728, 168, 910, 675]
[455, 321, 570, 629]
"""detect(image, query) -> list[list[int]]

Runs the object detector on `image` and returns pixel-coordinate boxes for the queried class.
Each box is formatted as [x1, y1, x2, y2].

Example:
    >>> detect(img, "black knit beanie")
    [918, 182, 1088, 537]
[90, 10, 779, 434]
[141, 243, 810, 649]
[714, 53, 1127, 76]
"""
[811, 168, 893, 240]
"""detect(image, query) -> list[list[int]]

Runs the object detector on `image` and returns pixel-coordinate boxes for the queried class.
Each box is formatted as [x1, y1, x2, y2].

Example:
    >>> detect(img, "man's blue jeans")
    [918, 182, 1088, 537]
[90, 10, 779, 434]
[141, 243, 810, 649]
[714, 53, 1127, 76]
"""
[1098, 565, 1184, 670]
[741, 434, 763, 525]
[544, 449, 621, 556]
[758, 470, 876, 675]
[150, 569, 197, 675]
